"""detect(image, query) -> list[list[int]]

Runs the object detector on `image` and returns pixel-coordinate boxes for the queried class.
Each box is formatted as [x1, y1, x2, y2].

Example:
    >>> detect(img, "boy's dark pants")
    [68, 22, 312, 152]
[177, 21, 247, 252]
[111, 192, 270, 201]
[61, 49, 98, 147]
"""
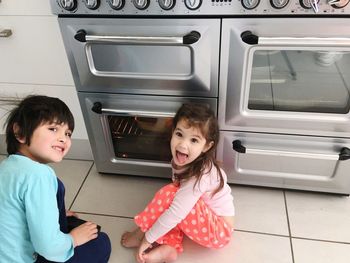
[36, 179, 111, 263]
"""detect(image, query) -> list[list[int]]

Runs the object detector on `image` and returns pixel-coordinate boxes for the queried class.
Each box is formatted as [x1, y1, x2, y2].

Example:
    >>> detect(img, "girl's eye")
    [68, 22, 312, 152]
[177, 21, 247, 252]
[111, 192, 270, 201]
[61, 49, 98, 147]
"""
[191, 138, 199, 143]
[65, 132, 72, 138]
[49, 127, 57, 132]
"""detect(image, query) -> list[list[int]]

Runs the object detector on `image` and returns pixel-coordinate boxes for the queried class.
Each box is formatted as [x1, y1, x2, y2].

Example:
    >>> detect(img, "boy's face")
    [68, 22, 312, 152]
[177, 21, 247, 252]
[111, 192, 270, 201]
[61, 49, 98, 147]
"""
[17, 121, 72, 164]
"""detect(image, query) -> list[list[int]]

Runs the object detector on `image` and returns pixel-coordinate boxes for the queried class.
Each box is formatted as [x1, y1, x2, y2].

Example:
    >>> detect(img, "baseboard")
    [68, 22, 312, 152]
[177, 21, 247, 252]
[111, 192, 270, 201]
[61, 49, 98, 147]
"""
[0, 135, 93, 161]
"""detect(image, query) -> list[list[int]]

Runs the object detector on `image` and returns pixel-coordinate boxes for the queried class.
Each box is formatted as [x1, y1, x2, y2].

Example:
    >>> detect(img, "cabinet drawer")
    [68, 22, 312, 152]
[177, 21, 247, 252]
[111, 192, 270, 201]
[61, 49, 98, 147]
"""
[0, 16, 73, 85]
[217, 131, 350, 194]
[0, 0, 51, 15]
[0, 83, 86, 138]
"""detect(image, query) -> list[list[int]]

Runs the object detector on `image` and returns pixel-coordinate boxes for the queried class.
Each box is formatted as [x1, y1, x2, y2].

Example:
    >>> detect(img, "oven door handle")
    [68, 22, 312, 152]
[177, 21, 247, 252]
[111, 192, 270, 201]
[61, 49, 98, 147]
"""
[232, 140, 350, 161]
[91, 102, 175, 118]
[74, 29, 201, 45]
[241, 30, 350, 47]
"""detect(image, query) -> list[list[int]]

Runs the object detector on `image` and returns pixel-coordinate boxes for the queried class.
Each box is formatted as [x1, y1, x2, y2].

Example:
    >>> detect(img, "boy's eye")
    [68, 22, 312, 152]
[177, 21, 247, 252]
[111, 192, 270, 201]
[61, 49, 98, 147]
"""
[65, 132, 72, 137]
[175, 131, 182, 137]
[49, 127, 57, 132]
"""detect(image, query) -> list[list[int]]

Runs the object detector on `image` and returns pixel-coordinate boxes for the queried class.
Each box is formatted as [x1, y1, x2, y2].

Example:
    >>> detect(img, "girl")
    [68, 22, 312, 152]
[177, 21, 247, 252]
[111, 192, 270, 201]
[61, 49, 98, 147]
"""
[121, 103, 235, 263]
[0, 95, 111, 263]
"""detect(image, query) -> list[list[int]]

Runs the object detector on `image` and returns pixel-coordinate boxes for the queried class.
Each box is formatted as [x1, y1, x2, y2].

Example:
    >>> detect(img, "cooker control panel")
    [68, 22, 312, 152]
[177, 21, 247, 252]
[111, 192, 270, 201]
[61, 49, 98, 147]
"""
[51, 0, 350, 15]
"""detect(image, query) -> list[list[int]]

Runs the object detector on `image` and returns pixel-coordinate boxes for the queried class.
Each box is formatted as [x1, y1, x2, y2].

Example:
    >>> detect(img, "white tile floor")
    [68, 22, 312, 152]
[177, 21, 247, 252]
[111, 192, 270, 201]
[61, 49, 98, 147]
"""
[9, 155, 350, 263]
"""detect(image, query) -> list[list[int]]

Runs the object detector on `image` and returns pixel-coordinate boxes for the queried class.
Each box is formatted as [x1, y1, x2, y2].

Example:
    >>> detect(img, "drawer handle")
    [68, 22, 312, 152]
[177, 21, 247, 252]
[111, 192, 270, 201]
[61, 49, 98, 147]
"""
[91, 101, 175, 118]
[232, 140, 246, 153]
[0, 29, 12, 38]
[339, 147, 350, 161]
[241, 30, 350, 47]
[74, 29, 201, 45]
[232, 140, 350, 161]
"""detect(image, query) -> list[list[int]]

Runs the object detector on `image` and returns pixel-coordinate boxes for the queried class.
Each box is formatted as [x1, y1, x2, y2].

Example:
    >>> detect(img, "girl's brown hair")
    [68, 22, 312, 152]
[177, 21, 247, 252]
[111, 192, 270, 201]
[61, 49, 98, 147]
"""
[172, 103, 224, 196]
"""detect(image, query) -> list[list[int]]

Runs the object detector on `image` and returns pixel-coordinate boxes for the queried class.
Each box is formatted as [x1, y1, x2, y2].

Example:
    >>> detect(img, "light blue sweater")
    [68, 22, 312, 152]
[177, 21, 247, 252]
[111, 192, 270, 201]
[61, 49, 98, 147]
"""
[0, 155, 74, 262]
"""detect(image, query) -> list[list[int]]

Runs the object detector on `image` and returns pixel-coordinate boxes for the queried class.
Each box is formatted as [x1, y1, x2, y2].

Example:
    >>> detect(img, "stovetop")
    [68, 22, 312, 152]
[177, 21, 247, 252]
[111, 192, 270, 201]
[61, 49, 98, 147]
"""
[50, 0, 350, 16]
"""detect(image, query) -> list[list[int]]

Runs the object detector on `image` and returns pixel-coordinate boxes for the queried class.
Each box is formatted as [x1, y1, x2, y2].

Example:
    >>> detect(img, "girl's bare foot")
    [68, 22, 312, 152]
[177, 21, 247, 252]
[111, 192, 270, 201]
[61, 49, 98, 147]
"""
[121, 228, 144, 248]
[143, 244, 177, 263]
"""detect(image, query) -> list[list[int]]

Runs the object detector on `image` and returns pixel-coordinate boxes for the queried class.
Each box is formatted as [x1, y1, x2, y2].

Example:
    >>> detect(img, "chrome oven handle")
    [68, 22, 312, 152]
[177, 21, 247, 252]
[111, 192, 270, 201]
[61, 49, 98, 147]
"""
[91, 102, 175, 118]
[241, 30, 350, 47]
[74, 29, 201, 45]
[232, 140, 350, 161]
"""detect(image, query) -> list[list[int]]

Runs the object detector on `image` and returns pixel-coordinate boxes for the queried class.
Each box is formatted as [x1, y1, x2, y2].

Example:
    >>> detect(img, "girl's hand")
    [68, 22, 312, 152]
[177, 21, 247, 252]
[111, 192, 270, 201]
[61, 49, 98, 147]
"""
[69, 221, 98, 247]
[136, 237, 151, 263]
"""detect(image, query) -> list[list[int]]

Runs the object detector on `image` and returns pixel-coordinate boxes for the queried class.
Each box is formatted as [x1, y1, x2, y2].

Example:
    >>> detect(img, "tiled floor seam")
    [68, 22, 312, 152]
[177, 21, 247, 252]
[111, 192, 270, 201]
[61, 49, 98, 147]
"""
[284, 190, 295, 263]
[291, 236, 350, 245]
[234, 229, 290, 238]
[68, 161, 95, 210]
[74, 212, 134, 220]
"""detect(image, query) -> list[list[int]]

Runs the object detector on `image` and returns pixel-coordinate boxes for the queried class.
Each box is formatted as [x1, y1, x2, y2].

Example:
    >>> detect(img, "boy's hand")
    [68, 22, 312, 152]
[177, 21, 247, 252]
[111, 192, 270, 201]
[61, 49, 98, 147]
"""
[66, 210, 78, 217]
[69, 221, 98, 247]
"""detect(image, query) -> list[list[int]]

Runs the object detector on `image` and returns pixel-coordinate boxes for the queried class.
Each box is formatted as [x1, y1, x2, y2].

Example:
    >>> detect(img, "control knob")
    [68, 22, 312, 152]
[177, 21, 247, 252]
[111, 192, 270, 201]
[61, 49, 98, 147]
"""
[159, 0, 176, 10]
[133, 0, 150, 10]
[184, 0, 202, 10]
[328, 0, 350, 8]
[299, 0, 320, 12]
[59, 0, 77, 11]
[84, 0, 99, 10]
[108, 0, 125, 10]
[241, 0, 260, 10]
[270, 0, 289, 9]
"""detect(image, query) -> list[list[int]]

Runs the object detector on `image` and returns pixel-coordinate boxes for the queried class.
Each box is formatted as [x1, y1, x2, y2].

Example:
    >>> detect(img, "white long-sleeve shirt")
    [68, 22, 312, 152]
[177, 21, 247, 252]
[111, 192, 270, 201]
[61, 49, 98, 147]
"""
[145, 163, 235, 243]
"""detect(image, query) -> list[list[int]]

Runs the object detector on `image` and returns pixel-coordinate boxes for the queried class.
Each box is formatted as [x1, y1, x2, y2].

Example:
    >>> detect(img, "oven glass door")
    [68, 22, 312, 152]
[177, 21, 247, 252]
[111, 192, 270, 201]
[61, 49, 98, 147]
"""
[59, 18, 220, 97]
[79, 92, 217, 176]
[220, 18, 350, 137]
[108, 115, 173, 162]
[249, 49, 350, 114]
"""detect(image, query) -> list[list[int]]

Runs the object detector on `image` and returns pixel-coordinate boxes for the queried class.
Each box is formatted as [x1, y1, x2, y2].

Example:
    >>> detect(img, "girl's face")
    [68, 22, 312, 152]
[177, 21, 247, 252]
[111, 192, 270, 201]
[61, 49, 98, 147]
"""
[17, 121, 72, 164]
[171, 119, 213, 168]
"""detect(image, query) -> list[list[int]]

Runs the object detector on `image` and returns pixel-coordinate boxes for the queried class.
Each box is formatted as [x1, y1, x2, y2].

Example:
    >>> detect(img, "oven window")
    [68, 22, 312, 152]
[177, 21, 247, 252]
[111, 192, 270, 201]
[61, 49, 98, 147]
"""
[108, 116, 173, 162]
[248, 50, 350, 114]
[90, 44, 191, 76]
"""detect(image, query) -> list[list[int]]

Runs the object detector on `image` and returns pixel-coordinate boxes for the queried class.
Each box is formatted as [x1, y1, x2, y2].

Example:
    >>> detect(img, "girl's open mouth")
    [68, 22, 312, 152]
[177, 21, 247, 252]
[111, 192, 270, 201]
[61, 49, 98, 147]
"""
[176, 151, 188, 164]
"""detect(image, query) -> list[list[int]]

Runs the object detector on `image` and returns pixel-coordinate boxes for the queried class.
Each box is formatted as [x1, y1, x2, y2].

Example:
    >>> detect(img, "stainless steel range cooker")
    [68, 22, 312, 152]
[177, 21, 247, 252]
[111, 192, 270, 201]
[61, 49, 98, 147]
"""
[51, 0, 350, 194]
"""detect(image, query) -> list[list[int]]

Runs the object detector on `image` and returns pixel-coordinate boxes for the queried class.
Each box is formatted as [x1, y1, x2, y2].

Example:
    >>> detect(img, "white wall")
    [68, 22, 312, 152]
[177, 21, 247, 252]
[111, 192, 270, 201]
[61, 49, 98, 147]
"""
[0, 0, 92, 159]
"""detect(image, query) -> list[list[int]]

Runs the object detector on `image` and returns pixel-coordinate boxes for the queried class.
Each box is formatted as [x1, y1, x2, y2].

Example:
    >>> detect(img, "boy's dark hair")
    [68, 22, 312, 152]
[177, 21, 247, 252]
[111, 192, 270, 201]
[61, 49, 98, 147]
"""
[5, 95, 74, 155]
[172, 103, 224, 196]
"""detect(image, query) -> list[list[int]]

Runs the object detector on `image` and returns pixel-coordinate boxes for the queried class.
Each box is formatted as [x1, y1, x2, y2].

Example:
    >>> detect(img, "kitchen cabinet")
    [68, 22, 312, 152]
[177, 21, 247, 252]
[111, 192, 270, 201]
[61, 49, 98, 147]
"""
[0, 0, 90, 159]
[0, 16, 73, 85]
[0, 0, 51, 15]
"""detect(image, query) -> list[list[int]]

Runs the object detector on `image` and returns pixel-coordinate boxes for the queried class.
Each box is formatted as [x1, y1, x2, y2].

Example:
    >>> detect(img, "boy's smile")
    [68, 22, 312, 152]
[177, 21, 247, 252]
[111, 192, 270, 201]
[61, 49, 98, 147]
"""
[17, 122, 72, 164]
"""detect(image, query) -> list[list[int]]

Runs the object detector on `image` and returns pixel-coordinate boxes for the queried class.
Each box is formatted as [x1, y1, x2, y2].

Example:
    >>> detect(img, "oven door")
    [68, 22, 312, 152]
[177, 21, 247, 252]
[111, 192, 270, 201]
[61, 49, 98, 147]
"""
[217, 131, 350, 194]
[59, 18, 220, 97]
[219, 18, 350, 137]
[78, 92, 217, 177]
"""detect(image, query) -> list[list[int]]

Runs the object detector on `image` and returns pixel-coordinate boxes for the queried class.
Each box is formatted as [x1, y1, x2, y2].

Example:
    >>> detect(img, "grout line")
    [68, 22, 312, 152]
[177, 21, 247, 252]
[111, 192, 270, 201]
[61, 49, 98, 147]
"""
[291, 236, 350, 245]
[284, 190, 295, 263]
[233, 229, 290, 239]
[73, 212, 134, 220]
[68, 162, 95, 210]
